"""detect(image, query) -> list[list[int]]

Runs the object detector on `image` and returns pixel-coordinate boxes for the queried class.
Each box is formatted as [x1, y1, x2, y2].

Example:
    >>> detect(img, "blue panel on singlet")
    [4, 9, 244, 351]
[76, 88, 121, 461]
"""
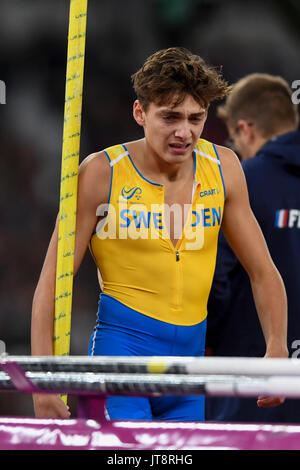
[88, 294, 206, 421]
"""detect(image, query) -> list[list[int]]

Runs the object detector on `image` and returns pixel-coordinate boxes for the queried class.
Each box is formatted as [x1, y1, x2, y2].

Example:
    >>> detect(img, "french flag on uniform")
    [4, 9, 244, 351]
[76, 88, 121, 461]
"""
[275, 209, 289, 228]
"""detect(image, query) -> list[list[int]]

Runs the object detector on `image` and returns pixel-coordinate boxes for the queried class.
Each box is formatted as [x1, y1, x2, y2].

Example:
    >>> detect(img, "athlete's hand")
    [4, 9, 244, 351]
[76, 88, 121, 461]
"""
[257, 395, 285, 408]
[33, 394, 71, 418]
[257, 347, 288, 408]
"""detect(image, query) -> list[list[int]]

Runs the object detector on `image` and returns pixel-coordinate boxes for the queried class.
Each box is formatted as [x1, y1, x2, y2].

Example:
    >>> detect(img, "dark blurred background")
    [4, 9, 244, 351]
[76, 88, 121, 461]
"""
[0, 0, 299, 415]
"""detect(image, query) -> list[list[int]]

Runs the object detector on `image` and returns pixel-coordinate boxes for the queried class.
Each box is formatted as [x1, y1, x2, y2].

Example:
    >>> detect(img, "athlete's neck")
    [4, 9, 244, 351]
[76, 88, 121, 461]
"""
[135, 139, 194, 183]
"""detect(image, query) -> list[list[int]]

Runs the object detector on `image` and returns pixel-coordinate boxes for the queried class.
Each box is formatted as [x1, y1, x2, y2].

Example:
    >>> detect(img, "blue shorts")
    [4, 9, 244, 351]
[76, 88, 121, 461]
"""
[88, 294, 207, 421]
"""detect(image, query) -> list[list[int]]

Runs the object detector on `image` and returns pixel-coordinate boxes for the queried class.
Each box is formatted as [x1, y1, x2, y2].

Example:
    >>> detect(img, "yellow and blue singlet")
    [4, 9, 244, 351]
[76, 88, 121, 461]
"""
[88, 138, 225, 420]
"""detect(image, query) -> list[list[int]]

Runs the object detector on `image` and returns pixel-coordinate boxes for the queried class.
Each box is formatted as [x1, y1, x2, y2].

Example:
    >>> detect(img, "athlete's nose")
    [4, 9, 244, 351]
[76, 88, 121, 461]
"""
[174, 125, 192, 140]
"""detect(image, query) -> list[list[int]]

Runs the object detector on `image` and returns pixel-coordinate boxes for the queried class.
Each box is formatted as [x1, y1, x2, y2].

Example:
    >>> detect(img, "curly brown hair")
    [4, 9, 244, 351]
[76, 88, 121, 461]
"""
[131, 47, 230, 110]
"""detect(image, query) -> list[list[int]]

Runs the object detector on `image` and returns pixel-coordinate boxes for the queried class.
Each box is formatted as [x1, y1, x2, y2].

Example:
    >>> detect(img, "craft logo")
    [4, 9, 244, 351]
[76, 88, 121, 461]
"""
[0, 80, 6, 104]
[199, 188, 220, 198]
[121, 186, 142, 200]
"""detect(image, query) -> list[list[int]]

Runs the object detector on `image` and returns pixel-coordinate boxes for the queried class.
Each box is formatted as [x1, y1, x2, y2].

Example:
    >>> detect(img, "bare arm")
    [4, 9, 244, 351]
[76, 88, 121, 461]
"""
[217, 145, 288, 406]
[31, 152, 110, 416]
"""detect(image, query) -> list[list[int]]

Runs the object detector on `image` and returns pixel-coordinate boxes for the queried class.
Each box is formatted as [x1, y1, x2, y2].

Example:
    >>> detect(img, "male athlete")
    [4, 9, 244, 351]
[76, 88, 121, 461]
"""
[31, 48, 288, 420]
[206, 73, 300, 423]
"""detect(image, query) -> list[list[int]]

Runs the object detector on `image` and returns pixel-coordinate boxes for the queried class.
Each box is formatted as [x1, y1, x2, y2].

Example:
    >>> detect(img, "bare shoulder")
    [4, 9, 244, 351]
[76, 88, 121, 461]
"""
[215, 144, 241, 172]
[214, 144, 245, 198]
[78, 150, 111, 207]
[79, 150, 111, 177]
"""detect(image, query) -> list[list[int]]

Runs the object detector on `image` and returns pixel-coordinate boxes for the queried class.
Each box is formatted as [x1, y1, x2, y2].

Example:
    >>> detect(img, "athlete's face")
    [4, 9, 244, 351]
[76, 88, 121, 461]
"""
[133, 94, 207, 165]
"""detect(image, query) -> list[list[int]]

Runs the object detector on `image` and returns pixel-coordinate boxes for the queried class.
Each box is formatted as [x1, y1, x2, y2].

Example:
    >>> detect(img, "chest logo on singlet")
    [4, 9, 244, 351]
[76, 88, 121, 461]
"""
[121, 186, 142, 200]
[199, 188, 220, 198]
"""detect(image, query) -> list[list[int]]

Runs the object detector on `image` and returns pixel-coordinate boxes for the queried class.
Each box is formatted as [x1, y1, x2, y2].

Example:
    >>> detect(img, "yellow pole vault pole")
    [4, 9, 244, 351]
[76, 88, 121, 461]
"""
[54, 0, 88, 403]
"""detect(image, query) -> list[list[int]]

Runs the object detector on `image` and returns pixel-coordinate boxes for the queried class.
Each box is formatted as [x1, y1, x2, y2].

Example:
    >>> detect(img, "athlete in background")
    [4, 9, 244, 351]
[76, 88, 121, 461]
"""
[206, 73, 300, 423]
[31, 49, 288, 420]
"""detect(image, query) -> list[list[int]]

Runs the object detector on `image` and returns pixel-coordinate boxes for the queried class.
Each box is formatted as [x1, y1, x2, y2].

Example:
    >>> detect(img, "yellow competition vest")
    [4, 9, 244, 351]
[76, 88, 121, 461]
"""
[89, 139, 225, 325]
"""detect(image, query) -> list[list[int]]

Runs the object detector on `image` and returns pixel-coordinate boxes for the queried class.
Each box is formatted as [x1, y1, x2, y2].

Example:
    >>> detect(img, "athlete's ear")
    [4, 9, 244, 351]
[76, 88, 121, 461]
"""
[133, 100, 146, 127]
[236, 119, 254, 141]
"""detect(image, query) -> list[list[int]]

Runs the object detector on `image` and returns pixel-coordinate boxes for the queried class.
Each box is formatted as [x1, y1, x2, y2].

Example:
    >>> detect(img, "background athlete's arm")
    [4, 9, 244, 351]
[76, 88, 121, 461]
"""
[31, 152, 110, 417]
[217, 145, 288, 407]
